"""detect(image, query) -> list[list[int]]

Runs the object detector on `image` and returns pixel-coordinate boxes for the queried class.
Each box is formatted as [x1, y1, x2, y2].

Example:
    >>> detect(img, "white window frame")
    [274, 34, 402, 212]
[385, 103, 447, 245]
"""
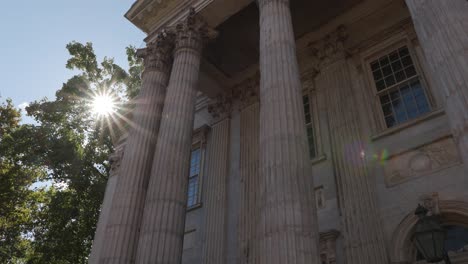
[186, 125, 209, 210]
[360, 32, 436, 133]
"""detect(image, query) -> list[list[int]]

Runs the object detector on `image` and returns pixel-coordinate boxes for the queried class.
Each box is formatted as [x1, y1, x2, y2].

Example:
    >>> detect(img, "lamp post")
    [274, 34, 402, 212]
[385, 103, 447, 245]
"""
[411, 204, 452, 264]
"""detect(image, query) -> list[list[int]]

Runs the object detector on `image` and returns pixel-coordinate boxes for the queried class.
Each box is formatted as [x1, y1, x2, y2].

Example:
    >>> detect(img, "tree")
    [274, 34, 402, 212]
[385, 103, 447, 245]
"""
[0, 41, 142, 263]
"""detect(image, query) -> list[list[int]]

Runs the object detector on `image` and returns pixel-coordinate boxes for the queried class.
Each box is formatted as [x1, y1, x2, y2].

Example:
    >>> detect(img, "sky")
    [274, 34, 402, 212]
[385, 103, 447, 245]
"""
[0, 0, 146, 115]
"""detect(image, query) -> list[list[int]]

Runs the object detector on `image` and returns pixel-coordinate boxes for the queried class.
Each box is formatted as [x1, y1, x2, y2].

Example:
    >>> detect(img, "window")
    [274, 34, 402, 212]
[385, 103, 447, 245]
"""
[187, 147, 201, 208]
[303, 94, 317, 159]
[369, 46, 431, 128]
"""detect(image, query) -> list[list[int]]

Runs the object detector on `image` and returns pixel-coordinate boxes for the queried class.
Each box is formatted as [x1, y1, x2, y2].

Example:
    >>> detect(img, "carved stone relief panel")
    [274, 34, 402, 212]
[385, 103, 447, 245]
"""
[384, 137, 461, 187]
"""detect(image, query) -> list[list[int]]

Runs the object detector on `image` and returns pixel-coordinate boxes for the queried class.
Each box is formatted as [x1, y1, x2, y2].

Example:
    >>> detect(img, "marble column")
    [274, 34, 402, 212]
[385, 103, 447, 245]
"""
[99, 36, 173, 264]
[256, 0, 320, 263]
[405, 0, 468, 169]
[239, 102, 259, 264]
[135, 10, 216, 264]
[312, 27, 388, 264]
[89, 141, 125, 264]
[201, 117, 230, 264]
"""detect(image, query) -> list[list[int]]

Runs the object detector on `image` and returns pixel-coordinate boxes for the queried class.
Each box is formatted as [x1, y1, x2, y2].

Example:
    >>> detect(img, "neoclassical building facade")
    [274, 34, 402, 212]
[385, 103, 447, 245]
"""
[90, 0, 468, 263]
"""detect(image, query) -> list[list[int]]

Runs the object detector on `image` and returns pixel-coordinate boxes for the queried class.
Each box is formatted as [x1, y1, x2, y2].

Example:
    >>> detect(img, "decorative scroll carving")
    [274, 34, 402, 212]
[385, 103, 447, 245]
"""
[319, 230, 340, 264]
[309, 25, 349, 69]
[301, 67, 319, 91]
[384, 137, 462, 187]
[207, 94, 232, 122]
[235, 73, 260, 109]
[173, 8, 217, 52]
[109, 146, 125, 176]
[137, 31, 175, 73]
[419, 192, 440, 216]
[207, 73, 260, 122]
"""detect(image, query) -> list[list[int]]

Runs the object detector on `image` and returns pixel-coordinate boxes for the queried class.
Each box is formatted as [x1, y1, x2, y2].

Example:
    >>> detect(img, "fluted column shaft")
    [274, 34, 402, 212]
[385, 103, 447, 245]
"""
[316, 57, 388, 264]
[239, 103, 260, 264]
[99, 40, 172, 264]
[89, 144, 125, 264]
[405, 0, 468, 168]
[202, 119, 230, 264]
[135, 12, 213, 263]
[257, 1, 320, 263]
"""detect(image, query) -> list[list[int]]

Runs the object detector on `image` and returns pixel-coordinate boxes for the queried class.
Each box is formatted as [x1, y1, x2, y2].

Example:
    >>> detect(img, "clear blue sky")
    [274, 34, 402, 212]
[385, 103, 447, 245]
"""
[0, 0, 145, 112]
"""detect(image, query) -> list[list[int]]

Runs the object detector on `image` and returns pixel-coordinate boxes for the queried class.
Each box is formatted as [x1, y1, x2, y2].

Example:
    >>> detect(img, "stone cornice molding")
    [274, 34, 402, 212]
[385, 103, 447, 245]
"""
[308, 25, 349, 70]
[173, 8, 217, 53]
[137, 31, 175, 73]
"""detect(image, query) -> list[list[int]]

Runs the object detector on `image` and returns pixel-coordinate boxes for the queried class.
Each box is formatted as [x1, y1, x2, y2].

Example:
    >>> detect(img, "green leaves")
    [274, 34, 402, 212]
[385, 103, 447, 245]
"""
[0, 41, 142, 263]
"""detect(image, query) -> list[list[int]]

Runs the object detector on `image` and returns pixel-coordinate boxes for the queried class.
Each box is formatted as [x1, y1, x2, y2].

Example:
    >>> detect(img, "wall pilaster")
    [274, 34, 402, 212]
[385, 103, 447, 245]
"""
[201, 117, 230, 264]
[311, 26, 388, 264]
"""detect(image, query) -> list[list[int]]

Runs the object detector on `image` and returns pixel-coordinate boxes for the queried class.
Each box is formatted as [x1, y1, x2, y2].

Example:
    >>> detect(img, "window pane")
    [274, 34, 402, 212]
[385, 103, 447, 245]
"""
[385, 115, 396, 127]
[188, 148, 202, 207]
[372, 46, 431, 128]
[370, 46, 417, 92]
[373, 69, 383, 80]
[385, 75, 396, 87]
[376, 80, 386, 91]
[379, 56, 390, 66]
[187, 176, 199, 207]
[303, 94, 316, 159]
[381, 102, 393, 116]
[395, 70, 406, 82]
[190, 148, 201, 177]
[382, 65, 392, 77]
[405, 65, 417, 77]
[391, 60, 403, 72]
[380, 94, 390, 104]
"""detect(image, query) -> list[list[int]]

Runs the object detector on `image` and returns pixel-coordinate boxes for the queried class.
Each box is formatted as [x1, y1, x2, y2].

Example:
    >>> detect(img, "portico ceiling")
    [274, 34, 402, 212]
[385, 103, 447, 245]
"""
[204, 0, 362, 79]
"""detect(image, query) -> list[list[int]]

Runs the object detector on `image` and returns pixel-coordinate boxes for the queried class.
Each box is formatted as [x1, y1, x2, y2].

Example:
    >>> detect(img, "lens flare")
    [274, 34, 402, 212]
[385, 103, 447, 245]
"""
[91, 92, 116, 117]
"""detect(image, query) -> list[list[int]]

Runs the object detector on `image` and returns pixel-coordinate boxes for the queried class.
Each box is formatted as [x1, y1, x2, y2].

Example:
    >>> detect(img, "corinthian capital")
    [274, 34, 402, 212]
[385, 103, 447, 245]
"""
[309, 25, 348, 69]
[173, 8, 217, 53]
[137, 30, 175, 73]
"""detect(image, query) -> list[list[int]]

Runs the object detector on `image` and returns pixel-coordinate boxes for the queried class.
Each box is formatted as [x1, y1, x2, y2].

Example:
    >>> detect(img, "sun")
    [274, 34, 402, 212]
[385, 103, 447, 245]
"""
[91, 92, 116, 117]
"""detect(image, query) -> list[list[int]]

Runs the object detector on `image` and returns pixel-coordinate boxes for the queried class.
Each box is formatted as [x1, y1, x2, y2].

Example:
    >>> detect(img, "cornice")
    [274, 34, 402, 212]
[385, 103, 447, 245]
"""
[126, 0, 214, 40]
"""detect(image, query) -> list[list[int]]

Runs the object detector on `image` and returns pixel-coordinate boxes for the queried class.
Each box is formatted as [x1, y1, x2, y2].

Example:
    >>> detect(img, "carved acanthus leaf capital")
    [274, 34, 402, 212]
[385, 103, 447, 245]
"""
[109, 146, 125, 176]
[173, 8, 218, 53]
[207, 94, 233, 122]
[235, 73, 260, 109]
[309, 25, 349, 69]
[138, 30, 175, 73]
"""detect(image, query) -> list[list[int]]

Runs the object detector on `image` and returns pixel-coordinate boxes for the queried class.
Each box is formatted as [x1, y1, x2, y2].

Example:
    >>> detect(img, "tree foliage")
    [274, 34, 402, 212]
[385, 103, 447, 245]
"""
[0, 41, 142, 263]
